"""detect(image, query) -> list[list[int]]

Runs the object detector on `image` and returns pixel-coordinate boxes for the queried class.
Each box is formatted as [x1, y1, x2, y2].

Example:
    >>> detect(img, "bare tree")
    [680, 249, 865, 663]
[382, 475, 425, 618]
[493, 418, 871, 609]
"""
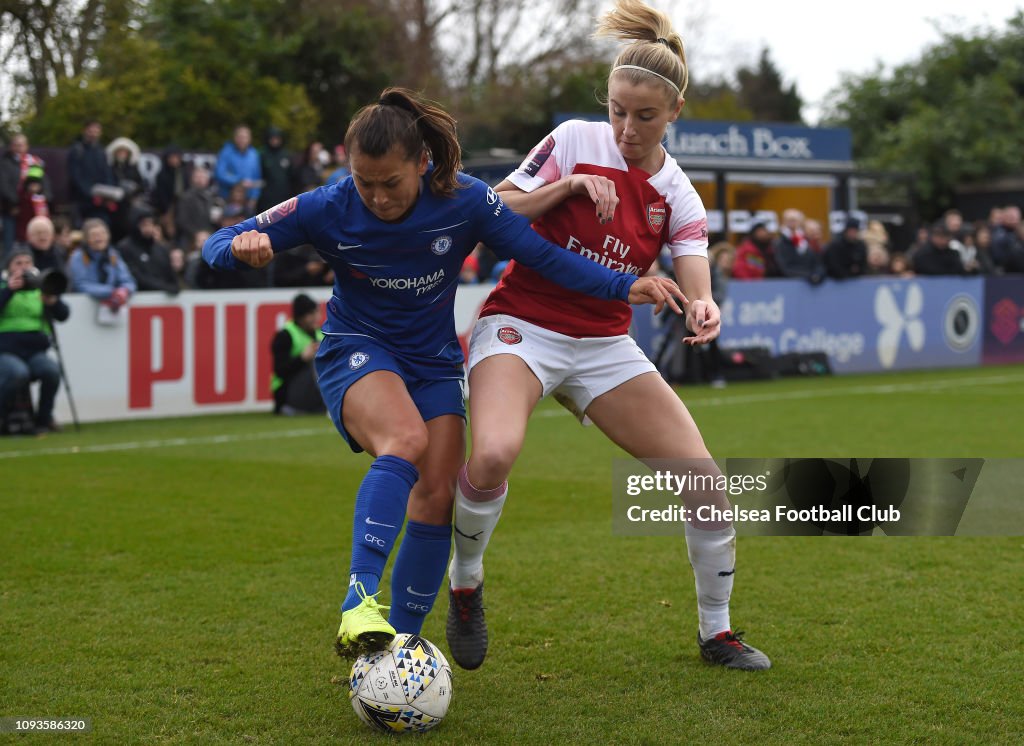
[0, 0, 120, 117]
[441, 0, 603, 92]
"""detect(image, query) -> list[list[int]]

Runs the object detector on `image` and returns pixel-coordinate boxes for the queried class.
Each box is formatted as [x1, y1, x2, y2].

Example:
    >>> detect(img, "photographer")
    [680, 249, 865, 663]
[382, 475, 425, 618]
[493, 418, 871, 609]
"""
[0, 249, 69, 434]
[271, 293, 326, 416]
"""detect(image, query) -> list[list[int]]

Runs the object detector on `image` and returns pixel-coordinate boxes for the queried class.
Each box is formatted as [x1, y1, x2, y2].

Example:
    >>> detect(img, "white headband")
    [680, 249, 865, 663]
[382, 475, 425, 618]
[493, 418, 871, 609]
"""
[612, 64, 681, 94]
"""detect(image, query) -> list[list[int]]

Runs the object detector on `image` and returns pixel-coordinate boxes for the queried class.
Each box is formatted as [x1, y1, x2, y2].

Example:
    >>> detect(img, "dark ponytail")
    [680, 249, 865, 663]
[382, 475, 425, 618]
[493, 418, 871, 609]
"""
[344, 87, 463, 197]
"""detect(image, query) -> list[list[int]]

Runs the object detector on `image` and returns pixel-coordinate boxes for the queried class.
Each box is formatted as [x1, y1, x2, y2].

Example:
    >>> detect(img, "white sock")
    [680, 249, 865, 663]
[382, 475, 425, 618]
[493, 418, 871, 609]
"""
[449, 465, 507, 590]
[685, 522, 736, 639]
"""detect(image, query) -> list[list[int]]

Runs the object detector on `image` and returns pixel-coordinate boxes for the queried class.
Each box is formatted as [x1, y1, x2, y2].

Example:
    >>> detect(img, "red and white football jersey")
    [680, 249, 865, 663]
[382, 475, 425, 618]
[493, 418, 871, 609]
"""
[480, 120, 708, 338]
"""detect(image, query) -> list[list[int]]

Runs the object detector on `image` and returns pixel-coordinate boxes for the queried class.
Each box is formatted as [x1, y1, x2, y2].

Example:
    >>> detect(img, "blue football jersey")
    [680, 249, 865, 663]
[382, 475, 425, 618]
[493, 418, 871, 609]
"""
[203, 170, 636, 366]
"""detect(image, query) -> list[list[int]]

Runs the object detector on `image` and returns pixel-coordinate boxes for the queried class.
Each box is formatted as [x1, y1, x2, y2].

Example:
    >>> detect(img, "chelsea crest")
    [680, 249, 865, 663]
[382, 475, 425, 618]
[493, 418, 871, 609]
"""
[430, 235, 453, 255]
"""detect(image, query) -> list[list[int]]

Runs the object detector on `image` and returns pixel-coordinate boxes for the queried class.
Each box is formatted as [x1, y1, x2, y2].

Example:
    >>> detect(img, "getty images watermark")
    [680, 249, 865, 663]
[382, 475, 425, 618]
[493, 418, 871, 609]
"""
[612, 459, 1022, 536]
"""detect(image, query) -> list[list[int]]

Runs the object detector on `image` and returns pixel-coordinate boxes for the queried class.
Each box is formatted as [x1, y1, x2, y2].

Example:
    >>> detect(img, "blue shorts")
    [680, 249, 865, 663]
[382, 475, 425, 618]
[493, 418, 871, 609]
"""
[315, 335, 466, 453]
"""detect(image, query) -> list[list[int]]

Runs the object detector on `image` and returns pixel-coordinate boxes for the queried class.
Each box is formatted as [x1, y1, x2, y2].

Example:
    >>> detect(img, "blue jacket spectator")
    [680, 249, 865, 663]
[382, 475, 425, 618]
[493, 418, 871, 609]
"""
[214, 125, 261, 204]
[68, 218, 137, 301]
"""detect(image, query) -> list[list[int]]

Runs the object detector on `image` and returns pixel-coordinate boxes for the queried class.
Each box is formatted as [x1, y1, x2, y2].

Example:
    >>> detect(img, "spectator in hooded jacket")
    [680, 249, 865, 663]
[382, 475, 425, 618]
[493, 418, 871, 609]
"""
[214, 125, 262, 209]
[256, 127, 294, 214]
[106, 136, 147, 242]
[117, 205, 179, 295]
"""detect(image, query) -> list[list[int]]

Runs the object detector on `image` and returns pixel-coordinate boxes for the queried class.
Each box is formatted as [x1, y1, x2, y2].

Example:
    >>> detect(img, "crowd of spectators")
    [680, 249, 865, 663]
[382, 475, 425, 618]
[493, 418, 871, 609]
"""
[0, 121, 355, 298]
[727, 207, 1024, 284]
[2, 122, 1023, 302]
[3, 122, 1024, 428]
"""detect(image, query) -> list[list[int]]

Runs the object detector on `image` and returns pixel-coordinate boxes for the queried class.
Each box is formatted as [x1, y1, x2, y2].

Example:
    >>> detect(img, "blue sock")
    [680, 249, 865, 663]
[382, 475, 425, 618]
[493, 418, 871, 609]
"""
[341, 455, 419, 612]
[388, 520, 452, 634]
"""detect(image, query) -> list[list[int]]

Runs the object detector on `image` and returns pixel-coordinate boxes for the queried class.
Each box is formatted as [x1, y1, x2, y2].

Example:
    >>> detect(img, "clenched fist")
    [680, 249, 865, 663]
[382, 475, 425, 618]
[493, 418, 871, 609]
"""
[231, 230, 274, 269]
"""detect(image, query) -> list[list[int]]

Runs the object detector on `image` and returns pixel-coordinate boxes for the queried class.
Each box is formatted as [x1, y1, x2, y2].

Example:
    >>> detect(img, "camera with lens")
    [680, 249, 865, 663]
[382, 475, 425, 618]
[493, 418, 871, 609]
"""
[20, 267, 69, 296]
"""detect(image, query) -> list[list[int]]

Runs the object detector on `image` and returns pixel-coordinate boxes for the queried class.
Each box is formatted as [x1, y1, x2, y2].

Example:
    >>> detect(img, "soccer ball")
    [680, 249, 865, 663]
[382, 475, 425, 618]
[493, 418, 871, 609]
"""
[349, 633, 453, 734]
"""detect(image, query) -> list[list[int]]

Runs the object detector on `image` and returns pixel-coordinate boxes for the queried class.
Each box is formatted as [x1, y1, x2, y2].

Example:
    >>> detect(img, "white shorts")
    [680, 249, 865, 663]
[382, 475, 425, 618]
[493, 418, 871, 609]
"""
[467, 314, 658, 422]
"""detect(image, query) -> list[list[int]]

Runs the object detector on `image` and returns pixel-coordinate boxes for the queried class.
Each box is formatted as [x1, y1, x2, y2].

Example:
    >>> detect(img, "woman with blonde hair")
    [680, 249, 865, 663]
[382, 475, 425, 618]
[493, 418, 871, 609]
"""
[446, 0, 770, 671]
[68, 218, 136, 311]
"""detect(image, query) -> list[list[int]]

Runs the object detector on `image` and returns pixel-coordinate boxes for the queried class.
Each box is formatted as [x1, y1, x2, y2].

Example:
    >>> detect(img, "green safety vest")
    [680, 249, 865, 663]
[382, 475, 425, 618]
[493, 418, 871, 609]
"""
[270, 320, 324, 392]
[0, 287, 51, 335]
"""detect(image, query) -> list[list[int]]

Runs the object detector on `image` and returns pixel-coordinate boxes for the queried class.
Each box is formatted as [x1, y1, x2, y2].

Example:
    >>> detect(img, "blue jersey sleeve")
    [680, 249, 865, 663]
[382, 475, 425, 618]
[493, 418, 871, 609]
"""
[459, 177, 636, 301]
[202, 192, 317, 270]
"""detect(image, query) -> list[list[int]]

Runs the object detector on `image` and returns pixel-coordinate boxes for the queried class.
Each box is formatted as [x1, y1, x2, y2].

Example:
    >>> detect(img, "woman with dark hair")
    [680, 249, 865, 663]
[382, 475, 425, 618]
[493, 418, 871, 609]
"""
[203, 87, 683, 657]
[293, 140, 326, 193]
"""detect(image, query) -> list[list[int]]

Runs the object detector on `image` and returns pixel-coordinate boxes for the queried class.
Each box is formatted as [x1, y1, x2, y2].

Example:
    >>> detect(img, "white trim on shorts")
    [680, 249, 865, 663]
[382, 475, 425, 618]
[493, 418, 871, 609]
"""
[467, 314, 657, 423]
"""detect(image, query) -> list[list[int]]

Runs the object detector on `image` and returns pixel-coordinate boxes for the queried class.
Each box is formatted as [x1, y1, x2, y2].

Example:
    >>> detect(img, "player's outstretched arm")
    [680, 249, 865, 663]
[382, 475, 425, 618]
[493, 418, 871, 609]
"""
[628, 276, 687, 315]
[495, 174, 619, 224]
[203, 195, 311, 271]
[470, 176, 679, 306]
[203, 226, 269, 270]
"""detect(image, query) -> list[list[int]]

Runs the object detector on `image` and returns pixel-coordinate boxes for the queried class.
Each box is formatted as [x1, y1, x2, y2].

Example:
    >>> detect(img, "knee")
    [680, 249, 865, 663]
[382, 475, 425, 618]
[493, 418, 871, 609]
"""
[36, 362, 60, 385]
[378, 425, 430, 464]
[679, 460, 728, 513]
[408, 482, 455, 524]
[468, 437, 518, 489]
[2, 366, 30, 389]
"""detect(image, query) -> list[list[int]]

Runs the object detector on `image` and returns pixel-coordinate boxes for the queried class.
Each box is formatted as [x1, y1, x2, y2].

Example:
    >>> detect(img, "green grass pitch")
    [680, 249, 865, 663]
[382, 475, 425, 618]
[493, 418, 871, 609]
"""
[2, 365, 1023, 743]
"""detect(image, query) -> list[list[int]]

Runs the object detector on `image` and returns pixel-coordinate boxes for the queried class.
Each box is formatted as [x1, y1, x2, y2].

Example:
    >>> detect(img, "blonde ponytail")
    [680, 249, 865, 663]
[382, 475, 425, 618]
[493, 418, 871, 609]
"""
[596, 0, 689, 98]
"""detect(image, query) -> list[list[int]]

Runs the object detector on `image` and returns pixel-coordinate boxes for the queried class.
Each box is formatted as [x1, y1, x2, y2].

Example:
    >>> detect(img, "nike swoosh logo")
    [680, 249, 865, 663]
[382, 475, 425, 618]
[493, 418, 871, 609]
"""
[365, 517, 396, 528]
[406, 586, 433, 597]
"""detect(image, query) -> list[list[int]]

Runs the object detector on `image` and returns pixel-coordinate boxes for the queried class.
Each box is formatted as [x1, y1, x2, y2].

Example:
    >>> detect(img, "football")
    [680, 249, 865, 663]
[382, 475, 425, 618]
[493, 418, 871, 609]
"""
[348, 634, 453, 734]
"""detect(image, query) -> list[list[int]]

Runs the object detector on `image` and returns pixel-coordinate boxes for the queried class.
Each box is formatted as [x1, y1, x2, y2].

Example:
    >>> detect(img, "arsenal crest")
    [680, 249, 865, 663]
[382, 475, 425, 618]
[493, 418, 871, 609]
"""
[647, 202, 667, 232]
[497, 327, 523, 345]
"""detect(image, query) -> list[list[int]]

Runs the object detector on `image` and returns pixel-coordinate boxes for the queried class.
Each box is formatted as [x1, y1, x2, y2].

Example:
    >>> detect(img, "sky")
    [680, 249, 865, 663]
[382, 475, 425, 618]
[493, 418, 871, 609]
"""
[680, 0, 1024, 124]
[3, 1, 1021, 129]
